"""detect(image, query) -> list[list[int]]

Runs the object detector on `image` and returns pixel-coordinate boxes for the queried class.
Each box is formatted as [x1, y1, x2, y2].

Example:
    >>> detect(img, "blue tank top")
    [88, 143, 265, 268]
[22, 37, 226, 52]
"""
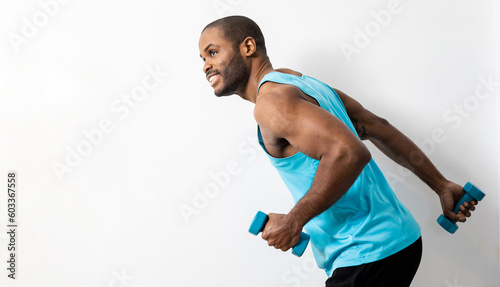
[256, 71, 421, 277]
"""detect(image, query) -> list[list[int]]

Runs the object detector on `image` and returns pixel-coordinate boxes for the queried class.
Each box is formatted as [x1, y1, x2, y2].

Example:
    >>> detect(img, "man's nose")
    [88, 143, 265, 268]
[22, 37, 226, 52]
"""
[203, 61, 212, 74]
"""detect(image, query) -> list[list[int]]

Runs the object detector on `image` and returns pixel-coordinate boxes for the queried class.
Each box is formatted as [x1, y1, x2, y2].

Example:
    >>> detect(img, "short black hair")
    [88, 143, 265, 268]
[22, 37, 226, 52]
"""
[203, 15, 267, 55]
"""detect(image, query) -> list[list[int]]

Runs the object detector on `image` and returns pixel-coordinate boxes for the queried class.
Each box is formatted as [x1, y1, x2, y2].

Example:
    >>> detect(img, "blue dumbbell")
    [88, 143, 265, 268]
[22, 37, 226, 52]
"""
[437, 182, 485, 234]
[249, 211, 310, 257]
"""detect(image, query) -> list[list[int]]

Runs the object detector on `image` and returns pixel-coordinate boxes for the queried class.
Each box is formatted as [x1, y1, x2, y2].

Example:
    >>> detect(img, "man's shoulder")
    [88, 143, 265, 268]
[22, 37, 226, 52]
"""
[255, 83, 303, 115]
[257, 81, 302, 100]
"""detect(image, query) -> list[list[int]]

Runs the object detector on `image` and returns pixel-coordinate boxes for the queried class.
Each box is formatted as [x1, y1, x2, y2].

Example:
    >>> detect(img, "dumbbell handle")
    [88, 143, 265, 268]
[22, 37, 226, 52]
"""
[249, 211, 310, 257]
[452, 193, 474, 214]
[452, 182, 485, 214]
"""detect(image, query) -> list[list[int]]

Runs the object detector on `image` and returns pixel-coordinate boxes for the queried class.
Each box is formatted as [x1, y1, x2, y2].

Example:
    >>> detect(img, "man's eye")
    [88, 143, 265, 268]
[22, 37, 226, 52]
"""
[210, 51, 218, 57]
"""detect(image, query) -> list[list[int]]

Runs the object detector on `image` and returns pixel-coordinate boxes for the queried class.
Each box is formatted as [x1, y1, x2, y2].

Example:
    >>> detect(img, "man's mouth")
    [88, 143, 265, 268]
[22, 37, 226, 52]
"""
[208, 74, 220, 87]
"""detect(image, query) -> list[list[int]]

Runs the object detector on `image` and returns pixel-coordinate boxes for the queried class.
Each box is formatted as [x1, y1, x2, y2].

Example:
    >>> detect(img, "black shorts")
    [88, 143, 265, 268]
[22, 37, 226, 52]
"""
[325, 237, 422, 287]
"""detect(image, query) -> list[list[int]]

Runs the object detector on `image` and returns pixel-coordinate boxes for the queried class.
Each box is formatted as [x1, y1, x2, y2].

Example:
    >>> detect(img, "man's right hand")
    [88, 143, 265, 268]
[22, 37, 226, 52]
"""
[438, 181, 478, 222]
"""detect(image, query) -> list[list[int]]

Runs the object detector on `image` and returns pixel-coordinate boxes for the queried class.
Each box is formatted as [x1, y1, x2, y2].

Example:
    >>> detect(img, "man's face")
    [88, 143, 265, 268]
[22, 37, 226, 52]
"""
[199, 28, 249, 97]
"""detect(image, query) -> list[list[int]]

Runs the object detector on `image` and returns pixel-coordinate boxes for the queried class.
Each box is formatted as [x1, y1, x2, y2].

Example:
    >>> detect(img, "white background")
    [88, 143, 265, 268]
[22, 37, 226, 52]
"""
[0, 0, 499, 286]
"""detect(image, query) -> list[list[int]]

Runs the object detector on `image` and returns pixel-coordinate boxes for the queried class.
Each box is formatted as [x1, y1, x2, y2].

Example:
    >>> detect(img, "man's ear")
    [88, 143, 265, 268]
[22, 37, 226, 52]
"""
[240, 36, 257, 56]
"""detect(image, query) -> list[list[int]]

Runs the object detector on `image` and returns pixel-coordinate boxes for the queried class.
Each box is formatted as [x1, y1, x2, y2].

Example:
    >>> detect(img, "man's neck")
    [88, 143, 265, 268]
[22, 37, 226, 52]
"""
[237, 59, 274, 103]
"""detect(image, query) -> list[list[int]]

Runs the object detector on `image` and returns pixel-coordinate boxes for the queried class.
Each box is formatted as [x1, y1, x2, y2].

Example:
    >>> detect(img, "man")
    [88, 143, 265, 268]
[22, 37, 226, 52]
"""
[198, 15, 478, 286]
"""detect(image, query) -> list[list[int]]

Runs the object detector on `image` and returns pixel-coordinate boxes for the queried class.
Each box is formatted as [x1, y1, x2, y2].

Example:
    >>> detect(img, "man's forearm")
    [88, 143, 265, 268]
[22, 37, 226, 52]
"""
[287, 147, 371, 227]
[337, 89, 449, 194]
[368, 119, 447, 194]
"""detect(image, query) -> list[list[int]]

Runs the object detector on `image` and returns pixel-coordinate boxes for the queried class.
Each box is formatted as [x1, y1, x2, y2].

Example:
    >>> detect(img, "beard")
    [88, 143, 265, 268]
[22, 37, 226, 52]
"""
[214, 52, 249, 97]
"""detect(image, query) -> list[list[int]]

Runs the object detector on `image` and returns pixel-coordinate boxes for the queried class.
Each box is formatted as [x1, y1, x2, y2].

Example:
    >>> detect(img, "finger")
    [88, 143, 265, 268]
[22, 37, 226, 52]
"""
[464, 201, 476, 212]
[273, 243, 287, 251]
[444, 206, 460, 221]
[267, 239, 275, 247]
[261, 224, 275, 240]
[453, 211, 467, 222]
[281, 246, 291, 252]
[261, 230, 269, 240]
[459, 204, 472, 218]
[470, 200, 478, 206]
[267, 238, 284, 250]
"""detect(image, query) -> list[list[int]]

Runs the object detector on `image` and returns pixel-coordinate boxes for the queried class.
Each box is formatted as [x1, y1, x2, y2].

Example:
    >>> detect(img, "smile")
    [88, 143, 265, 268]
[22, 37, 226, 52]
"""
[208, 74, 220, 87]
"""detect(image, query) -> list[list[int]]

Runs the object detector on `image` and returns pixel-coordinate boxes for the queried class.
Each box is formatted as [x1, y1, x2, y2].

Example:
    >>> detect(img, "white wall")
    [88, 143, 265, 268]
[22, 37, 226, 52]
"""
[0, 0, 498, 286]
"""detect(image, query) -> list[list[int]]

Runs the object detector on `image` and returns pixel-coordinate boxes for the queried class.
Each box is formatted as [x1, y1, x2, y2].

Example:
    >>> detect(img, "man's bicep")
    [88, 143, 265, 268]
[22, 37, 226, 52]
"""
[257, 94, 366, 160]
